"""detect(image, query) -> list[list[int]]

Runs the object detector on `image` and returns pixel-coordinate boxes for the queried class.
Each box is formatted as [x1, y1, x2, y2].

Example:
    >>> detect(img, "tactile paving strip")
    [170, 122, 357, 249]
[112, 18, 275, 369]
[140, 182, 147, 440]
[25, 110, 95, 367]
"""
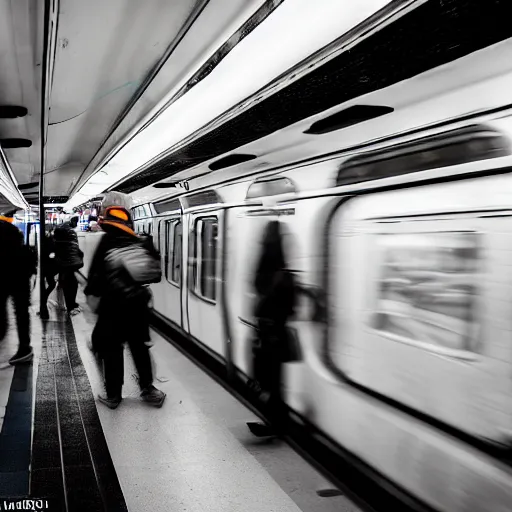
[0, 364, 33, 498]
[30, 321, 128, 512]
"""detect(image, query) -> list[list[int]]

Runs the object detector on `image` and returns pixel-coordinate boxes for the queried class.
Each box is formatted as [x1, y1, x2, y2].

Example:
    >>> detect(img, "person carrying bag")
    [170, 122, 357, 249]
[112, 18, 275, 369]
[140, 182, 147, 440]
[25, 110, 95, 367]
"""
[85, 196, 166, 410]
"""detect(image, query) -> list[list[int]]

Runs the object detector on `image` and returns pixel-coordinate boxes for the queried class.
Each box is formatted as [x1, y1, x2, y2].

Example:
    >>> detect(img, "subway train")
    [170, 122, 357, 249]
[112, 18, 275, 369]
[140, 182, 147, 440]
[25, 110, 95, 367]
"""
[109, 111, 512, 512]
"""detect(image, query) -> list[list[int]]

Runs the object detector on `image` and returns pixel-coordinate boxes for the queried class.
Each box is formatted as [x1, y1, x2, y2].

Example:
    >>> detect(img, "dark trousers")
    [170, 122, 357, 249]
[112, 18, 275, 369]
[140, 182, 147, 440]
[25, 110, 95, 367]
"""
[59, 270, 78, 310]
[0, 280, 31, 349]
[252, 318, 286, 426]
[43, 273, 57, 305]
[103, 338, 154, 398]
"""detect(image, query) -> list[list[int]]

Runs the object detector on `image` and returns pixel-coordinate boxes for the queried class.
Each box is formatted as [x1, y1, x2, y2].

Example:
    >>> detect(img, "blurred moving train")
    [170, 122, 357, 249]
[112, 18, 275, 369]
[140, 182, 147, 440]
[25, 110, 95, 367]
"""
[83, 110, 512, 512]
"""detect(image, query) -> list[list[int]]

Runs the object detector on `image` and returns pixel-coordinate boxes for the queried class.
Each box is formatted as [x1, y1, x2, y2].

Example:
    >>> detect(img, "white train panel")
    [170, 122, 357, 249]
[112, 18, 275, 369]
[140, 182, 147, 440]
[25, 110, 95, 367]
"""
[128, 113, 512, 512]
[329, 176, 512, 440]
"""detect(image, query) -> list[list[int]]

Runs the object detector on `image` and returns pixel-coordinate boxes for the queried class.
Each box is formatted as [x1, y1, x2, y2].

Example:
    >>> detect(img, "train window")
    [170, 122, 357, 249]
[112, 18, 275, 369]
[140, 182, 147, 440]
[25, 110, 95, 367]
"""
[246, 177, 296, 199]
[370, 232, 480, 353]
[155, 220, 162, 252]
[193, 217, 218, 302]
[336, 126, 511, 187]
[165, 221, 172, 281]
[165, 219, 181, 285]
[171, 222, 182, 285]
[154, 198, 181, 214]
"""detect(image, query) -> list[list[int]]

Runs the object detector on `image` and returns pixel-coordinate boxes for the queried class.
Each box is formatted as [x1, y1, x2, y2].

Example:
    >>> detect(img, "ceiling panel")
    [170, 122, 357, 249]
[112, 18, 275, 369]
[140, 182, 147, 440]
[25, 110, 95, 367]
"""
[43, 0, 202, 196]
[72, 0, 267, 193]
[0, 0, 43, 188]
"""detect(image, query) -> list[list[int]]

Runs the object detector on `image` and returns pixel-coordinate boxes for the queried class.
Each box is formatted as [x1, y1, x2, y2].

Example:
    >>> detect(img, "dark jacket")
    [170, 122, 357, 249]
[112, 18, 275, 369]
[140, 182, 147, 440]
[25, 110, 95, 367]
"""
[255, 269, 296, 326]
[86, 225, 151, 344]
[54, 222, 83, 270]
[85, 225, 151, 302]
[0, 220, 34, 285]
[253, 221, 296, 325]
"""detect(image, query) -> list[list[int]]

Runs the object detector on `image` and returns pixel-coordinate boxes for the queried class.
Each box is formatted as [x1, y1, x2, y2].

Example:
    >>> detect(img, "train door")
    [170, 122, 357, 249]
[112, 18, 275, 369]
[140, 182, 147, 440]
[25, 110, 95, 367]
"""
[185, 211, 225, 359]
[157, 216, 182, 326]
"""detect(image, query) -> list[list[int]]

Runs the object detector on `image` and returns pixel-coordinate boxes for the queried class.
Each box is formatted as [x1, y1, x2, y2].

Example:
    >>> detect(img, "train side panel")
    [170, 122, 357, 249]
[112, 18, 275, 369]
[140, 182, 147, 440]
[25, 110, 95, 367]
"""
[289, 174, 512, 512]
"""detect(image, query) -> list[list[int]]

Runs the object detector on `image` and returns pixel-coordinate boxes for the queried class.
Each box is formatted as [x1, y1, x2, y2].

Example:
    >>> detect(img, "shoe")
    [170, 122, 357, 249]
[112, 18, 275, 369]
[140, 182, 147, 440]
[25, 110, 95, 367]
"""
[141, 385, 166, 407]
[247, 421, 276, 437]
[98, 394, 122, 409]
[9, 347, 33, 365]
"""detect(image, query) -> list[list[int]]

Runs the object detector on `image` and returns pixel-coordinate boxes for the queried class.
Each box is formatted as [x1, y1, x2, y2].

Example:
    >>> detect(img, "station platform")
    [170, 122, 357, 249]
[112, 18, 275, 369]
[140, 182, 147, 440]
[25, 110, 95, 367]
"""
[0, 286, 361, 512]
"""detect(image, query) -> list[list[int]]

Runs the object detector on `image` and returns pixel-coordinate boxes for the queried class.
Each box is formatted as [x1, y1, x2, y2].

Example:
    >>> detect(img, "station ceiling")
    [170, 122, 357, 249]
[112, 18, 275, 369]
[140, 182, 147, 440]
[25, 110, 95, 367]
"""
[0, 0, 273, 208]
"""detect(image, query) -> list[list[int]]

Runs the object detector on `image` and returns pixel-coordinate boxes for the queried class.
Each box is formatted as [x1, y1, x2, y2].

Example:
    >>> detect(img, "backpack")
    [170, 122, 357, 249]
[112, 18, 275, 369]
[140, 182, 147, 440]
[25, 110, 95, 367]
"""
[104, 242, 161, 299]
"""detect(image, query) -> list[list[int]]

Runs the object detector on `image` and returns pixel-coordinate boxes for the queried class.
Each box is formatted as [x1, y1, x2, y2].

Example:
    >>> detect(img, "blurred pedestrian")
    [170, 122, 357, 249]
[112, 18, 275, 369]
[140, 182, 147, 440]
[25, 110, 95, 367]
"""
[85, 192, 166, 409]
[0, 213, 36, 364]
[247, 220, 298, 437]
[54, 214, 84, 315]
[40, 227, 59, 317]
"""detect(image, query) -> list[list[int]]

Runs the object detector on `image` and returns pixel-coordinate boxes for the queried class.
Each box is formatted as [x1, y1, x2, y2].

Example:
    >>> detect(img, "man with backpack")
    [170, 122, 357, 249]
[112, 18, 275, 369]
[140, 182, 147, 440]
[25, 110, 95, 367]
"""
[0, 213, 36, 364]
[84, 194, 165, 409]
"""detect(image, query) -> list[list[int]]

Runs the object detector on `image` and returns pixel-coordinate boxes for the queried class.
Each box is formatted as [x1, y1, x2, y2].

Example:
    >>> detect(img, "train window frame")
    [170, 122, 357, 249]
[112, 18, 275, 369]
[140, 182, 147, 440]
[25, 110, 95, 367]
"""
[366, 230, 482, 360]
[171, 221, 182, 286]
[191, 216, 218, 304]
[155, 219, 162, 253]
[164, 218, 181, 287]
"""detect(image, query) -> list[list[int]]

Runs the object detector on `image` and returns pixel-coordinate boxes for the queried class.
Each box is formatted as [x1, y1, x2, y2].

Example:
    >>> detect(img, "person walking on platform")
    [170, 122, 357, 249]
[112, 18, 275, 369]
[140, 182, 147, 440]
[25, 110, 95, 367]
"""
[84, 192, 166, 409]
[40, 227, 59, 315]
[247, 220, 298, 438]
[53, 214, 84, 316]
[0, 214, 35, 365]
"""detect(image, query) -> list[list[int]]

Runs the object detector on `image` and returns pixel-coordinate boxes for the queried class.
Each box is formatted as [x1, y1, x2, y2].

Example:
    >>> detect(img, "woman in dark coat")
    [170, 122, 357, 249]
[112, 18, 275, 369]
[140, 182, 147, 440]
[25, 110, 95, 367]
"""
[247, 220, 297, 437]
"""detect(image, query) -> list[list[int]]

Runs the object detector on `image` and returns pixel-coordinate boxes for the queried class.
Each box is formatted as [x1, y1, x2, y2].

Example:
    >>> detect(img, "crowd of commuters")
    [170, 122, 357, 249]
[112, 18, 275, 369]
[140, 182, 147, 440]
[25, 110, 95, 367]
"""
[0, 196, 300, 440]
[0, 196, 166, 410]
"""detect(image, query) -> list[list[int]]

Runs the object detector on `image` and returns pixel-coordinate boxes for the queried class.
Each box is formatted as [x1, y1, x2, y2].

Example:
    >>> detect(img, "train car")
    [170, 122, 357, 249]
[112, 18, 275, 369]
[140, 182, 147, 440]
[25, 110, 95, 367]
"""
[132, 110, 512, 512]
[132, 204, 153, 236]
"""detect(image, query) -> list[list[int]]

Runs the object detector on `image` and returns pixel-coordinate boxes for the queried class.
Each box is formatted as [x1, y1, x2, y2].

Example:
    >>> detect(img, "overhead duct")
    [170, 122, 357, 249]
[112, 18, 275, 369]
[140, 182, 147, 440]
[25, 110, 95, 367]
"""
[209, 153, 257, 170]
[0, 106, 28, 118]
[0, 138, 33, 148]
[304, 105, 394, 135]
